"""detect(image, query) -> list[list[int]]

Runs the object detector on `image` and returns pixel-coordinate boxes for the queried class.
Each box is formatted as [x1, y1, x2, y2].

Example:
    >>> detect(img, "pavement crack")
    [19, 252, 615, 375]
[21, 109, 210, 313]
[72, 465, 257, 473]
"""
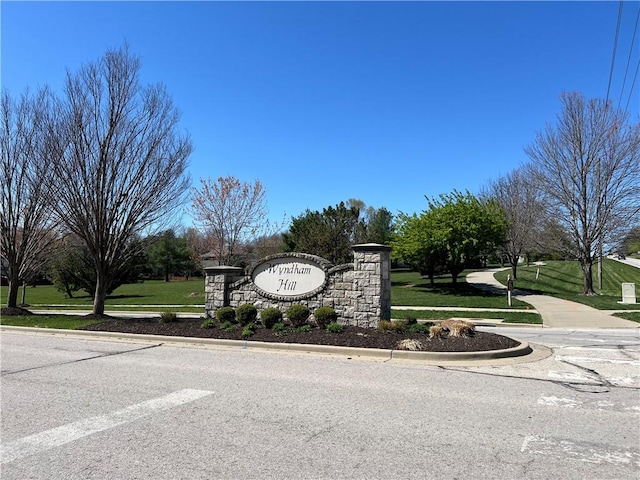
[617, 344, 640, 361]
[1, 343, 163, 376]
[435, 366, 639, 391]
[556, 358, 611, 393]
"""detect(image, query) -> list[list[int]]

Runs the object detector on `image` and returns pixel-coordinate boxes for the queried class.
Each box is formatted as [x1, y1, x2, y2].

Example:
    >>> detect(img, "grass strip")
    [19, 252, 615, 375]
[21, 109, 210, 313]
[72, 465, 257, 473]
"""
[391, 309, 542, 324]
[1, 315, 100, 329]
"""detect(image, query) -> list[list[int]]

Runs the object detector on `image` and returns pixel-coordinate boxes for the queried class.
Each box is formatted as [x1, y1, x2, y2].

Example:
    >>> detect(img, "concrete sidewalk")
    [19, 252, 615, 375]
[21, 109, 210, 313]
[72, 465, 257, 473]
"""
[466, 269, 639, 329]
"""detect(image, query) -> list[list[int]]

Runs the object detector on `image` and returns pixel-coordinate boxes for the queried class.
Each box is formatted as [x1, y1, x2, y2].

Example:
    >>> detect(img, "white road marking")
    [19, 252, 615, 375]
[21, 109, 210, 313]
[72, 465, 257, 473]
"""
[521, 435, 640, 468]
[1, 389, 213, 465]
[555, 355, 640, 366]
[548, 370, 597, 382]
[537, 396, 580, 408]
[537, 395, 640, 414]
[560, 347, 637, 353]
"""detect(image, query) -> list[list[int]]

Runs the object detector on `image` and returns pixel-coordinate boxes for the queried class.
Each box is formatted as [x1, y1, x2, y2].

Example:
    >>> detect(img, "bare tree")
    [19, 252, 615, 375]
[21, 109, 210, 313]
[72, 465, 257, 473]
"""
[1, 88, 61, 310]
[191, 176, 279, 266]
[47, 45, 192, 315]
[525, 92, 640, 295]
[483, 166, 545, 279]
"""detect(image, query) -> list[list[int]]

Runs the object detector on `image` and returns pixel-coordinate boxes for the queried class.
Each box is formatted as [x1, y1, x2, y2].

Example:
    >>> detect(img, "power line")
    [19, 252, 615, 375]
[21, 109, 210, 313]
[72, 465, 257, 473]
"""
[605, 0, 624, 104]
[618, 6, 640, 107]
[624, 58, 640, 112]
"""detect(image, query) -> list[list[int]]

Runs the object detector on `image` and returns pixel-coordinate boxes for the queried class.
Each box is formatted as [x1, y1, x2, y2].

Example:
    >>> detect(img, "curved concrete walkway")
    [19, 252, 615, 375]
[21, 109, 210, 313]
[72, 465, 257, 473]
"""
[466, 268, 639, 329]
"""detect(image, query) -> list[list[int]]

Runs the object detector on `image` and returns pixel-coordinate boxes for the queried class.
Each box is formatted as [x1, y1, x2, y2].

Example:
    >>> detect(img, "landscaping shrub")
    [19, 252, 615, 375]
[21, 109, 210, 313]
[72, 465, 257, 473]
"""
[296, 324, 312, 333]
[221, 320, 237, 332]
[241, 326, 255, 338]
[271, 322, 285, 332]
[286, 304, 310, 327]
[236, 304, 258, 326]
[407, 322, 432, 334]
[378, 320, 405, 332]
[326, 322, 344, 333]
[159, 311, 178, 323]
[314, 306, 338, 329]
[200, 318, 216, 329]
[260, 308, 283, 329]
[216, 307, 236, 324]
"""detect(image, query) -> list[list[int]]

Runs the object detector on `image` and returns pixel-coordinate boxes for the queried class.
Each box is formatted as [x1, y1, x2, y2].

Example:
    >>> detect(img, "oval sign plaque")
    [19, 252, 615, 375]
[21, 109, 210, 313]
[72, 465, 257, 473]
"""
[252, 256, 326, 297]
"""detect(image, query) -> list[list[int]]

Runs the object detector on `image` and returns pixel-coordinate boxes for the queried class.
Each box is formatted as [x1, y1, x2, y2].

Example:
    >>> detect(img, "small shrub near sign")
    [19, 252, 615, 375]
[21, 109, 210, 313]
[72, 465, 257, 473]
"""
[326, 322, 343, 333]
[216, 307, 236, 324]
[286, 304, 310, 327]
[260, 308, 283, 329]
[236, 304, 258, 326]
[314, 306, 338, 329]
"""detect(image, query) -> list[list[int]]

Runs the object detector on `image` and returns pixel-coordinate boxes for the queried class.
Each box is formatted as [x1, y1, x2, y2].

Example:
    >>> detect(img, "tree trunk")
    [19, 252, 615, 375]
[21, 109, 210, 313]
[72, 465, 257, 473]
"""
[6, 270, 20, 308]
[509, 254, 519, 280]
[93, 271, 107, 316]
[581, 260, 596, 295]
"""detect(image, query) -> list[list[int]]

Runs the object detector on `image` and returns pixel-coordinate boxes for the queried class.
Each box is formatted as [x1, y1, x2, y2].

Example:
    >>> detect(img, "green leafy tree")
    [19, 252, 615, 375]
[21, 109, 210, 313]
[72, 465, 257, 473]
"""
[392, 212, 446, 285]
[284, 202, 366, 265]
[393, 191, 507, 285]
[145, 230, 195, 281]
[426, 191, 507, 284]
[620, 227, 640, 256]
[364, 206, 394, 244]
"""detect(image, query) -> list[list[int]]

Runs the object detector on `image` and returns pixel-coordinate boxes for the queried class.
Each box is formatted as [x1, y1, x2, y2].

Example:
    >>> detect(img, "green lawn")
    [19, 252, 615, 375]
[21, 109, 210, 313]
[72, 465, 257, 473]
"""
[391, 269, 529, 308]
[494, 260, 640, 310]
[1, 279, 206, 310]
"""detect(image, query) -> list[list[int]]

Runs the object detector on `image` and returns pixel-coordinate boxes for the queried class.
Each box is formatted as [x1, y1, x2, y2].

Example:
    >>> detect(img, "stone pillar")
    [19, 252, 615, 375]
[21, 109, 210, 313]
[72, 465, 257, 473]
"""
[204, 266, 243, 318]
[351, 243, 392, 328]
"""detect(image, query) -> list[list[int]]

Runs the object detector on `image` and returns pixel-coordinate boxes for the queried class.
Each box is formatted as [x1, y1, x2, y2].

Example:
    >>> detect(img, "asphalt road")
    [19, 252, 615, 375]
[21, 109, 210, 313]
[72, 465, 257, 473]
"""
[1, 329, 639, 479]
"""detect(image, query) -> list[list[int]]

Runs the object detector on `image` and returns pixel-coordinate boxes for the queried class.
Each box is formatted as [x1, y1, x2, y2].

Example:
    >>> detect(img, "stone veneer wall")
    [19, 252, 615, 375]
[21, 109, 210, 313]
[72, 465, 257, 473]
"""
[204, 243, 391, 328]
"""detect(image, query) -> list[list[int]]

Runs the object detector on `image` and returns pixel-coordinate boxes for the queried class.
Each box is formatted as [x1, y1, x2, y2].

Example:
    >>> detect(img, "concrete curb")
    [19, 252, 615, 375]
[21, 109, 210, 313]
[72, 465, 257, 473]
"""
[0, 325, 541, 366]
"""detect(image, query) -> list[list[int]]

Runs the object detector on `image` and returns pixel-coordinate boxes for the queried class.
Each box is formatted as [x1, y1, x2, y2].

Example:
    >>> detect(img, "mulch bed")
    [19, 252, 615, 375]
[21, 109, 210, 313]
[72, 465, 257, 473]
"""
[79, 317, 521, 352]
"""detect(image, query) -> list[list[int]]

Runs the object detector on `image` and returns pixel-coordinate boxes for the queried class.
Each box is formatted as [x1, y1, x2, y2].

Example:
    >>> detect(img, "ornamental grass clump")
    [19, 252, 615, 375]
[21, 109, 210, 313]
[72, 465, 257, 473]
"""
[314, 306, 338, 329]
[260, 308, 283, 329]
[397, 339, 425, 351]
[236, 304, 258, 326]
[377, 320, 405, 332]
[286, 304, 310, 327]
[430, 319, 475, 338]
[159, 311, 178, 323]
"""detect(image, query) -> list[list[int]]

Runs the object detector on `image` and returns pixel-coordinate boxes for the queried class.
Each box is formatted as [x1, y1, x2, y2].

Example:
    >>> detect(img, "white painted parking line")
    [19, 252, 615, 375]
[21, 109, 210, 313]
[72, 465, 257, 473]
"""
[521, 435, 640, 468]
[537, 395, 640, 414]
[1, 389, 213, 465]
[556, 355, 640, 366]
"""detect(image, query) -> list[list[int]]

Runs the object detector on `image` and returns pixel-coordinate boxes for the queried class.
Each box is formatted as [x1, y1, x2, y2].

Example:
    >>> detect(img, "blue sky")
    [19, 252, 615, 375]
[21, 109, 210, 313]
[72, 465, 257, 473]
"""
[2, 1, 639, 228]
